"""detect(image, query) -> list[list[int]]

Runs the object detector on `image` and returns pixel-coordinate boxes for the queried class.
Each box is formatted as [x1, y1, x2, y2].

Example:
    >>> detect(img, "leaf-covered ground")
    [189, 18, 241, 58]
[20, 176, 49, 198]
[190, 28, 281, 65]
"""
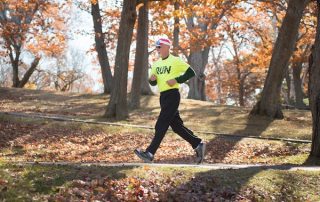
[0, 87, 319, 201]
[0, 163, 320, 201]
[0, 87, 312, 140]
[0, 115, 311, 165]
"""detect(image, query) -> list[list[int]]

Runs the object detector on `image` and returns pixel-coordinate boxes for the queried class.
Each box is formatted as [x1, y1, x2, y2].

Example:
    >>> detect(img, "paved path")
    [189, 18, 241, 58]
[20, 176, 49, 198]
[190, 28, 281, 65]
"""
[14, 161, 320, 171]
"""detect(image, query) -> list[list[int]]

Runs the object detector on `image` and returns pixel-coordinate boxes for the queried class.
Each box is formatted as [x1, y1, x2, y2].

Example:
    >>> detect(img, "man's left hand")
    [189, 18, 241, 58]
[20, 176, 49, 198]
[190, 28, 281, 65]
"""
[166, 79, 177, 87]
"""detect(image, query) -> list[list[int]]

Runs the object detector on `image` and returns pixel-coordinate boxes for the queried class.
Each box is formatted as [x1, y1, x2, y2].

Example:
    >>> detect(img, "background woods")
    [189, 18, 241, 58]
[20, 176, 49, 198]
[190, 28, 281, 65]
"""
[0, 0, 67, 88]
[0, 0, 317, 108]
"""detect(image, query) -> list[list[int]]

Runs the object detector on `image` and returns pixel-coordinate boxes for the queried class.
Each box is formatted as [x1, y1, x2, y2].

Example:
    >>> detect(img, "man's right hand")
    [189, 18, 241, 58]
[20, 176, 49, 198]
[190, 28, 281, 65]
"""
[149, 74, 157, 81]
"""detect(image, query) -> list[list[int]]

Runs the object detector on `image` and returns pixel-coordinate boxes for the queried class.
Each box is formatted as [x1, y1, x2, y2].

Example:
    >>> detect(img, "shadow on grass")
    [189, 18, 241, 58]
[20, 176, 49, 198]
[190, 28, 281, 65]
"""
[161, 165, 320, 201]
[0, 116, 32, 150]
[2, 161, 319, 201]
[162, 167, 262, 201]
[204, 114, 274, 162]
[0, 163, 135, 200]
[153, 115, 275, 200]
[145, 112, 274, 164]
[155, 114, 320, 201]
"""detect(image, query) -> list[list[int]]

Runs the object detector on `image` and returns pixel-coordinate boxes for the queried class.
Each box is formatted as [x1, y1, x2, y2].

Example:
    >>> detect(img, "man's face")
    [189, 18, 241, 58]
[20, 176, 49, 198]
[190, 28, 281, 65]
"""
[156, 44, 170, 58]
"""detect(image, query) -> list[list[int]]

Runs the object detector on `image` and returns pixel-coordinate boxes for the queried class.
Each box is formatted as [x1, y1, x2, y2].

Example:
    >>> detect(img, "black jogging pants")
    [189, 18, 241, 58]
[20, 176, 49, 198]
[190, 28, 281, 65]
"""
[146, 89, 201, 155]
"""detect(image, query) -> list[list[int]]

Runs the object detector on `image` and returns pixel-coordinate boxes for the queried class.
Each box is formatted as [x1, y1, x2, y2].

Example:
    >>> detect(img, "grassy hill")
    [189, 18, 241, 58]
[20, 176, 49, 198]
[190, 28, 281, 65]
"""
[0, 87, 312, 140]
[0, 87, 319, 201]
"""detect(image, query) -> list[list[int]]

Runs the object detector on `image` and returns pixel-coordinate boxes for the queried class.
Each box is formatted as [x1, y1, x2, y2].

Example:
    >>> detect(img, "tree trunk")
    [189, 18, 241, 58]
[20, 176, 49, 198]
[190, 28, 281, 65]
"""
[140, 65, 153, 95]
[18, 56, 41, 88]
[211, 48, 223, 104]
[185, 0, 211, 101]
[311, 93, 320, 157]
[172, 0, 180, 56]
[91, 0, 113, 94]
[292, 45, 310, 108]
[185, 0, 231, 101]
[284, 68, 292, 105]
[12, 67, 19, 87]
[10, 51, 20, 88]
[10, 46, 40, 88]
[292, 61, 306, 108]
[105, 0, 137, 120]
[239, 77, 245, 107]
[1, 1, 40, 88]
[187, 48, 209, 101]
[310, 1, 320, 157]
[250, 0, 309, 119]
[130, 0, 149, 109]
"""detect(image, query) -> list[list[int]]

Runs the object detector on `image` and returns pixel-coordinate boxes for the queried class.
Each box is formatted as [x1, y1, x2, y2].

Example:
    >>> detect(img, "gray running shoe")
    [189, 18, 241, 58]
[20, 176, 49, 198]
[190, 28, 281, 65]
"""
[134, 149, 154, 163]
[195, 142, 206, 164]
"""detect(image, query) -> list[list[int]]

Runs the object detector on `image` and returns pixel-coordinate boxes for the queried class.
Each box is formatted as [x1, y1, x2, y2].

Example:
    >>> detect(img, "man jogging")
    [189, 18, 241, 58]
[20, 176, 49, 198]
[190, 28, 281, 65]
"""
[134, 38, 206, 164]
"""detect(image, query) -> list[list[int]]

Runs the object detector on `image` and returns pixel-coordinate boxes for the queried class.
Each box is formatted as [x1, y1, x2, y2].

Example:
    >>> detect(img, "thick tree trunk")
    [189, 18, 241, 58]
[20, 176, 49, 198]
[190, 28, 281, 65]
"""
[105, 0, 137, 120]
[187, 48, 209, 101]
[91, 1, 113, 94]
[140, 65, 153, 95]
[130, 0, 149, 109]
[250, 0, 309, 119]
[185, 0, 209, 101]
[311, 93, 320, 157]
[310, 1, 320, 157]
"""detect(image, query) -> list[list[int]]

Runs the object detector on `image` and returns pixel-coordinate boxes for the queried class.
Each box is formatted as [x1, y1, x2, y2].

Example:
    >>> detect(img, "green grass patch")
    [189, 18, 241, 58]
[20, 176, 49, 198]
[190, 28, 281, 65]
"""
[246, 170, 320, 201]
[0, 162, 319, 201]
[0, 161, 132, 201]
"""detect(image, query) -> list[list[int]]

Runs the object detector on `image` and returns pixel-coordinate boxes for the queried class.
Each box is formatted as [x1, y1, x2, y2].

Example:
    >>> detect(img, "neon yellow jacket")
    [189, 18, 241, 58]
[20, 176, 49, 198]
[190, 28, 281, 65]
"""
[150, 54, 190, 92]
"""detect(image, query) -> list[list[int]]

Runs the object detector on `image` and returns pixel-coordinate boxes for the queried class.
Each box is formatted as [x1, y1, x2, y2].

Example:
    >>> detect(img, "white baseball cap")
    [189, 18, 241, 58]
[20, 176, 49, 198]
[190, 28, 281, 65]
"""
[155, 38, 171, 47]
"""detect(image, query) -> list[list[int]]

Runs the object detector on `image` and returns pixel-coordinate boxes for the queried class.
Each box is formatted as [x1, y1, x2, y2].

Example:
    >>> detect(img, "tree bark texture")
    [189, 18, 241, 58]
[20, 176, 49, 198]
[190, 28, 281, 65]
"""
[91, 1, 113, 94]
[310, 1, 320, 157]
[185, 5, 210, 101]
[130, 0, 149, 109]
[285, 69, 292, 105]
[239, 77, 246, 107]
[10, 49, 20, 87]
[292, 61, 306, 108]
[105, 0, 137, 120]
[18, 56, 41, 88]
[250, 0, 309, 119]
[138, 4, 152, 96]
[140, 65, 153, 95]
[187, 48, 209, 101]
[172, 1, 180, 56]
